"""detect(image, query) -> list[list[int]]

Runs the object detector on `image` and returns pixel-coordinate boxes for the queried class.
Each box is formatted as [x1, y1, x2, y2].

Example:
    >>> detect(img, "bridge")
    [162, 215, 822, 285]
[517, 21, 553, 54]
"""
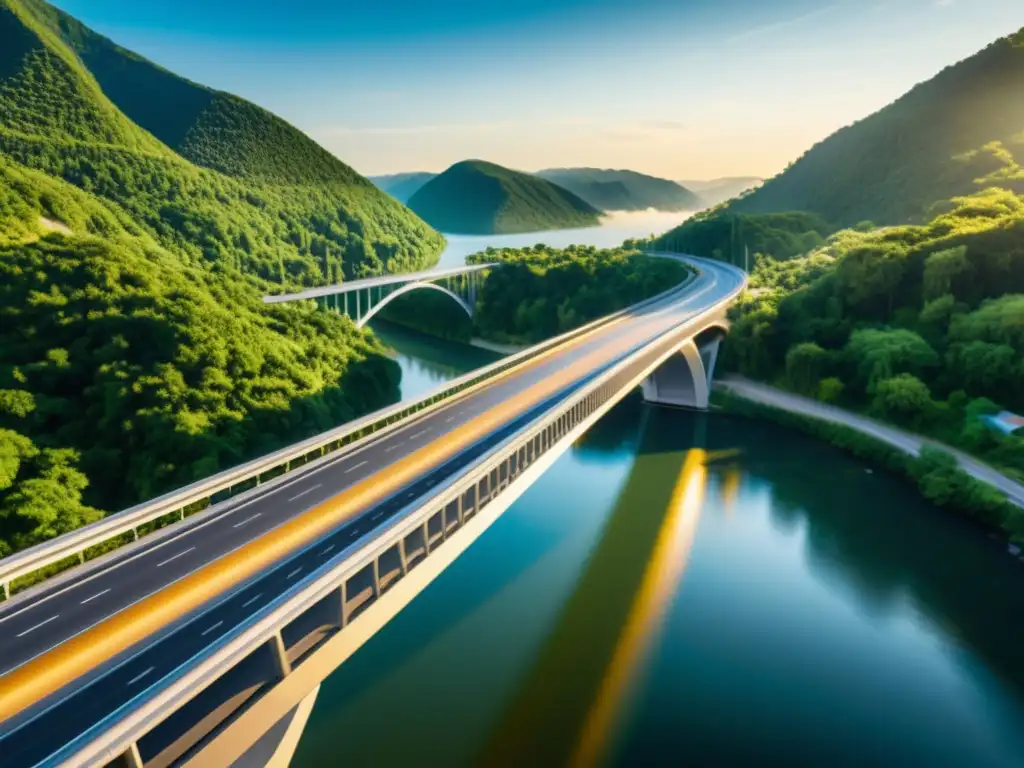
[0, 254, 745, 768]
[262, 263, 493, 327]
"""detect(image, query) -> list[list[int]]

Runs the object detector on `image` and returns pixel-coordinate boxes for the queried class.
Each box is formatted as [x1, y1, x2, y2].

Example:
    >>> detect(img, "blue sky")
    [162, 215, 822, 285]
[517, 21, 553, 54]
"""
[52, 0, 1023, 179]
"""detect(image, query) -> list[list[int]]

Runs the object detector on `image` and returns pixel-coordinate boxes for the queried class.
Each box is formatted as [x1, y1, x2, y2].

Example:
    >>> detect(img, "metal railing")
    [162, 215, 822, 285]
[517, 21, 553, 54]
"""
[0, 263, 699, 599]
[52, 260, 745, 768]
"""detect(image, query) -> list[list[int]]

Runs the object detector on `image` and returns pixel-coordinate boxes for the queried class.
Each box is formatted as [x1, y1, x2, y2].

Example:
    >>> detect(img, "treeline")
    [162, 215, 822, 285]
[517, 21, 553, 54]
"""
[714, 188, 1024, 486]
[652, 209, 833, 264]
[0, 225, 401, 556]
[0, 0, 445, 558]
[467, 245, 689, 343]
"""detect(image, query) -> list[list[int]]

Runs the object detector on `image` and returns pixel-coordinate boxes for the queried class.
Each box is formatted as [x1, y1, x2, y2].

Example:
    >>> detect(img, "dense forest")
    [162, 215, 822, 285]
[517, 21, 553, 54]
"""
[378, 245, 689, 345]
[726, 28, 1024, 227]
[535, 168, 702, 212]
[466, 245, 689, 343]
[0, 0, 444, 556]
[699, 188, 1024, 491]
[407, 160, 602, 235]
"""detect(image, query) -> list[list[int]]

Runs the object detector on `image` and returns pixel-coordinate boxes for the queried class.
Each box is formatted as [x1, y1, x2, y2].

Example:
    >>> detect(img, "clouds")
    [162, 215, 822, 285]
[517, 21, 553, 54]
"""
[726, 2, 842, 43]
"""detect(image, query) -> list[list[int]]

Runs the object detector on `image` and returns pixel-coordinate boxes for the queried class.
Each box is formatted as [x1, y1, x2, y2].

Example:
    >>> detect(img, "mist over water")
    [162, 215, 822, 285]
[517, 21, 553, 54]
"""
[435, 209, 693, 267]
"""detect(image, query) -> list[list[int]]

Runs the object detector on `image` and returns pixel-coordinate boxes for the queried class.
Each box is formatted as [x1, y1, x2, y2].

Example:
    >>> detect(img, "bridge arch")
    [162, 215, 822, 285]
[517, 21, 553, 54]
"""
[641, 325, 729, 410]
[356, 281, 473, 329]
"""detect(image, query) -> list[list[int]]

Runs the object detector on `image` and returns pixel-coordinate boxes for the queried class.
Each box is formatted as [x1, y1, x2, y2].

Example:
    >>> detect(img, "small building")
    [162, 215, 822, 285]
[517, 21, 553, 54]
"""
[980, 411, 1024, 436]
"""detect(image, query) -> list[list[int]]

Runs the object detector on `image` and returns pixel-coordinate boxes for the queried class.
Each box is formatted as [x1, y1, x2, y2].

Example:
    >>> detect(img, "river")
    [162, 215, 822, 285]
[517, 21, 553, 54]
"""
[291, 220, 1024, 766]
[433, 210, 694, 268]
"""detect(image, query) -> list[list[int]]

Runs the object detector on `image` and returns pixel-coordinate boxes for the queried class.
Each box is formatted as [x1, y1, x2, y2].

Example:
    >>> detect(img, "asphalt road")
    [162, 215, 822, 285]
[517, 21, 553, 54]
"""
[0, 256, 744, 766]
[718, 376, 1024, 508]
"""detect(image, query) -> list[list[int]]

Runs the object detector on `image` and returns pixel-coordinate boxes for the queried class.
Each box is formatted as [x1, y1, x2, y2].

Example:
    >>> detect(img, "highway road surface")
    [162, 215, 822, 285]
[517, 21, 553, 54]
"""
[0, 256, 744, 766]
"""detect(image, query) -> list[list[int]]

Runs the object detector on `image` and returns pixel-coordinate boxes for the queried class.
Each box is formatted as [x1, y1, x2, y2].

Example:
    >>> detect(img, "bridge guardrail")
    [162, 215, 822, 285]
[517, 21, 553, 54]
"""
[0, 259, 699, 599]
[52, 257, 742, 768]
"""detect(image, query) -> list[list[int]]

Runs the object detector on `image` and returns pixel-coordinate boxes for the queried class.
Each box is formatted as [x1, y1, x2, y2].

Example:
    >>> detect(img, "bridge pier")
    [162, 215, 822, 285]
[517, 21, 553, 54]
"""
[230, 685, 320, 768]
[641, 336, 723, 410]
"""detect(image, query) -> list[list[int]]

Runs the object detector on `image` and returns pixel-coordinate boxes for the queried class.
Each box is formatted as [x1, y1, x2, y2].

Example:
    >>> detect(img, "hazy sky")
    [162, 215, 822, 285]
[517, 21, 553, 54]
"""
[53, 0, 1023, 180]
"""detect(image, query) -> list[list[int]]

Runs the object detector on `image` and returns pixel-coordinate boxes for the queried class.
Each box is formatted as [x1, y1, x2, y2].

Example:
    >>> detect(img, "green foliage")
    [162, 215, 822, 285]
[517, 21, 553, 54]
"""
[716, 392, 1023, 538]
[725, 27, 1024, 226]
[817, 377, 844, 404]
[721, 188, 1024, 482]
[653, 209, 831, 264]
[844, 329, 938, 394]
[0, 0, 444, 286]
[0, 234, 401, 515]
[785, 342, 828, 395]
[408, 160, 602, 235]
[872, 374, 935, 427]
[466, 245, 689, 343]
[535, 168, 702, 212]
[0, 0, 444, 555]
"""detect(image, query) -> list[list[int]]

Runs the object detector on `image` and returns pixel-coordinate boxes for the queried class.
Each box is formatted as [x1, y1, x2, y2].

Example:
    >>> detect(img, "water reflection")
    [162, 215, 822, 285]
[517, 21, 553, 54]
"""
[293, 336, 1024, 767]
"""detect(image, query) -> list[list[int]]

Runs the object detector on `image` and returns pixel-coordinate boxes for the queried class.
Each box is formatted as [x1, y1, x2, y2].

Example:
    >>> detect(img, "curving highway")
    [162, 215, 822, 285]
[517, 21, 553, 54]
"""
[0, 255, 744, 767]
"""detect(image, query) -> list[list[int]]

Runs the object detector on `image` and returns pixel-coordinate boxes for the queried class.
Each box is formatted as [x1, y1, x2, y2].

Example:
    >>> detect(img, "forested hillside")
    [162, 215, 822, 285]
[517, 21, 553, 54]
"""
[466, 245, 688, 343]
[727, 27, 1024, 227]
[720, 188, 1024, 492]
[535, 168, 702, 212]
[408, 160, 601, 234]
[370, 172, 437, 203]
[0, 0, 443, 556]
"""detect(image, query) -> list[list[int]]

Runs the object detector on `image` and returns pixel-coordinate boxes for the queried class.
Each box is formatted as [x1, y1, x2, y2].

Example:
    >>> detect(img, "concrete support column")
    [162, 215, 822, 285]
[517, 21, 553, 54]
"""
[268, 632, 292, 680]
[119, 742, 144, 768]
[334, 583, 347, 629]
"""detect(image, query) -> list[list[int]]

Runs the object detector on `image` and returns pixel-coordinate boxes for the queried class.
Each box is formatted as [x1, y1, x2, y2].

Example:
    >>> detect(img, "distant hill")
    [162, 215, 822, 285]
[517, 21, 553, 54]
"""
[0, 0, 443, 280]
[370, 172, 437, 203]
[536, 168, 701, 212]
[408, 160, 602, 234]
[677, 177, 762, 207]
[0, 0, 443, 540]
[728, 28, 1024, 227]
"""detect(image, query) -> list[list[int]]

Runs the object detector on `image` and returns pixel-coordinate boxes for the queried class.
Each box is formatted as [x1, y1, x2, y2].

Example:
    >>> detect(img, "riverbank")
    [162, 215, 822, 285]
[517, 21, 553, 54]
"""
[469, 337, 527, 355]
[715, 377, 1024, 554]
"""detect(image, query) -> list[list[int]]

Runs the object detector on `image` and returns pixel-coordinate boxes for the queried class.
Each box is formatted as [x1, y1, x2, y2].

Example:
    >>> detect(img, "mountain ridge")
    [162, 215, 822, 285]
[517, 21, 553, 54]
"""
[408, 159, 601, 235]
[535, 167, 702, 212]
[727, 27, 1024, 227]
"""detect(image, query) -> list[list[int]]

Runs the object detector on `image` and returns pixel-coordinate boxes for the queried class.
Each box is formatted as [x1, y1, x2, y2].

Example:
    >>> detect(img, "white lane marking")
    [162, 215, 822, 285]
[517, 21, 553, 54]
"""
[201, 621, 224, 637]
[347, 529, 360, 538]
[287, 568, 303, 580]
[287, 484, 322, 502]
[80, 589, 111, 604]
[156, 547, 196, 567]
[445, 416, 455, 423]
[127, 667, 154, 686]
[232, 512, 262, 529]
[16, 615, 59, 638]
[385, 444, 400, 452]
[372, 511, 384, 521]
[242, 593, 263, 608]
[344, 460, 368, 474]
[410, 429, 429, 440]
[320, 544, 335, 556]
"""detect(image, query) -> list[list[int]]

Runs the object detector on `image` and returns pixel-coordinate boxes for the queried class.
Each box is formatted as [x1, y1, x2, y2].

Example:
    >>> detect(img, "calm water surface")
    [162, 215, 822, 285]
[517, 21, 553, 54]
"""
[434, 210, 694, 268]
[292, 327, 1024, 766]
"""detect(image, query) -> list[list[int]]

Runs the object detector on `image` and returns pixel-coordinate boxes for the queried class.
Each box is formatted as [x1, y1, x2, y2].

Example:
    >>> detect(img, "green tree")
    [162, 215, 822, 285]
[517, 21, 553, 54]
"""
[785, 342, 828, 395]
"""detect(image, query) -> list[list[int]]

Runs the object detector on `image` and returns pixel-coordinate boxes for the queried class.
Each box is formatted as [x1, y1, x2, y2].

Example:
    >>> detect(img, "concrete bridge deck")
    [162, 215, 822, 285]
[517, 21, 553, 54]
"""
[0, 255, 745, 767]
